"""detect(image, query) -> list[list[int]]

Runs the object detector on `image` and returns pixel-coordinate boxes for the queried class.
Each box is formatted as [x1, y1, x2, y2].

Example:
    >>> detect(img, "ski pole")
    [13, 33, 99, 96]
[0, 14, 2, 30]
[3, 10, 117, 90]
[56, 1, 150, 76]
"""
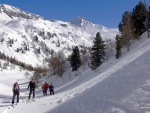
[7, 97, 12, 104]
[24, 89, 28, 101]
[37, 87, 40, 100]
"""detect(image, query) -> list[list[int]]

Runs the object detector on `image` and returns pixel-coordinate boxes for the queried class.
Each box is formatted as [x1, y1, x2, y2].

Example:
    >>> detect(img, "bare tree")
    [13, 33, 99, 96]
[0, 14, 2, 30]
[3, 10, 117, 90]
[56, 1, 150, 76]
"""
[57, 50, 66, 76]
[50, 53, 59, 75]
[49, 50, 66, 77]
[121, 11, 135, 51]
[105, 39, 115, 61]
[24, 71, 30, 79]
[33, 72, 41, 87]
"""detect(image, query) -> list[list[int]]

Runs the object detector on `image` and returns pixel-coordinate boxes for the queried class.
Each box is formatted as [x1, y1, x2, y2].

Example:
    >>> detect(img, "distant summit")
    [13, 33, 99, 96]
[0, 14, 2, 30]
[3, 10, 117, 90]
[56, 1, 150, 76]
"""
[69, 16, 90, 27]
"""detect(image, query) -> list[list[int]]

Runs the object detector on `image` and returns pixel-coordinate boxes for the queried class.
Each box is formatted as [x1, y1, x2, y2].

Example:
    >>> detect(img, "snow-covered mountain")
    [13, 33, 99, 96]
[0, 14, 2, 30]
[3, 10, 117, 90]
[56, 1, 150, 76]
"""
[0, 4, 118, 66]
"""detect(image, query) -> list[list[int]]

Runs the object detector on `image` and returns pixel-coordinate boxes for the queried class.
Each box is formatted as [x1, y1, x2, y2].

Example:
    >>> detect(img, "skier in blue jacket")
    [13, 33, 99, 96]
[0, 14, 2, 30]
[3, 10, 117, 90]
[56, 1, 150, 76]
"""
[49, 83, 54, 95]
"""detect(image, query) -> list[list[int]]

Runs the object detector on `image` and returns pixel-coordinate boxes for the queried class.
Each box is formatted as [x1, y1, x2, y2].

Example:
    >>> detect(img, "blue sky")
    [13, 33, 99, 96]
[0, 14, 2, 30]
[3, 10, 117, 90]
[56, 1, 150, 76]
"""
[0, 0, 149, 28]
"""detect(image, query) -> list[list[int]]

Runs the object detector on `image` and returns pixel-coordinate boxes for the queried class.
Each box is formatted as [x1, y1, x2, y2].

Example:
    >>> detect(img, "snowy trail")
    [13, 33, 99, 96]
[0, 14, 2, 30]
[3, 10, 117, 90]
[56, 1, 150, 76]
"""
[55, 69, 96, 94]
[4, 38, 150, 113]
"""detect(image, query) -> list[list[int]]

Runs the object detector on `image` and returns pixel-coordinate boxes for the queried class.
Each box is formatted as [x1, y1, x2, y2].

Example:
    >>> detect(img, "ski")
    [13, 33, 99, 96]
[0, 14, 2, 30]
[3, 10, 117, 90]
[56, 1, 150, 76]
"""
[10, 104, 14, 108]
[25, 99, 35, 104]
[2, 105, 14, 113]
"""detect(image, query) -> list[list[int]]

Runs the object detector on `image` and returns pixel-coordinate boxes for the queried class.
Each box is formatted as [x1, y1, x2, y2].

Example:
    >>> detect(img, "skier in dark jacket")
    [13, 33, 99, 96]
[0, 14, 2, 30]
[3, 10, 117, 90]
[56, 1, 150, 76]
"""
[12, 82, 20, 105]
[49, 83, 54, 95]
[27, 79, 36, 100]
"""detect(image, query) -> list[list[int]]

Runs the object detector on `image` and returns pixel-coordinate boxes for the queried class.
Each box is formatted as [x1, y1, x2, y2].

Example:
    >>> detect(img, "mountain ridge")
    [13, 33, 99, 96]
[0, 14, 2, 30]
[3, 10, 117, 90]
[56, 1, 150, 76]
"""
[0, 4, 44, 20]
[0, 4, 118, 66]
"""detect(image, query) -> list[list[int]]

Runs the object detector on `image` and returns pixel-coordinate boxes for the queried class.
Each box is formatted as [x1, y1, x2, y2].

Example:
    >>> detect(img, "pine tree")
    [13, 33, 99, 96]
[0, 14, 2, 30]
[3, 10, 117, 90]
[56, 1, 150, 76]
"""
[70, 46, 81, 71]
[132, 1, 147, 37]
[115, 34, 122, 59]
[118, 22, 123, 33]
[90, 32, 105, 70]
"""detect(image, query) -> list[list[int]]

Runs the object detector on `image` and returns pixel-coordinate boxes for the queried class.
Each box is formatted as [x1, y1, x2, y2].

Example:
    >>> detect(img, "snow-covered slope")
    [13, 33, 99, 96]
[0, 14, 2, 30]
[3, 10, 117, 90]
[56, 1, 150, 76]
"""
[0, 4, 118, 66]
[1, 32, 150, 113]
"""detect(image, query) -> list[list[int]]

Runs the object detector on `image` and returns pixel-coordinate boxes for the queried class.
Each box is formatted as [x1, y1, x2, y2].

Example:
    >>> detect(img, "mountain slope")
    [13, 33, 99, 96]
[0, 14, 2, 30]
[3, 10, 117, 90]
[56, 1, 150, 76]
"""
[0, 33, 149, 113]
[0, 4, 118, 67]
[50, 33, 150, 113]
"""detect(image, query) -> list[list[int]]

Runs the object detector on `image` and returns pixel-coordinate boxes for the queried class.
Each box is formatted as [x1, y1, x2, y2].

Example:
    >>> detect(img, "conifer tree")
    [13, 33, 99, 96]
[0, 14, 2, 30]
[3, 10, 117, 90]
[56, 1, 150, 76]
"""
[70, 46, 81, 71]
[90, 32, 105, 70]
[115, 34, 122, 59]
[132, 1, 147, 37]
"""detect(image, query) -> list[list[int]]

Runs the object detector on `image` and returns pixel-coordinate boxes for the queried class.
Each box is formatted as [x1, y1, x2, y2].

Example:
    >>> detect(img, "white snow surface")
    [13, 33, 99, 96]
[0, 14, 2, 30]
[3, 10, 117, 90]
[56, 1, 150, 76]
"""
[0, 4, 118, 67]
[1, 4, 150, 113]
[1, 32, 150, 113]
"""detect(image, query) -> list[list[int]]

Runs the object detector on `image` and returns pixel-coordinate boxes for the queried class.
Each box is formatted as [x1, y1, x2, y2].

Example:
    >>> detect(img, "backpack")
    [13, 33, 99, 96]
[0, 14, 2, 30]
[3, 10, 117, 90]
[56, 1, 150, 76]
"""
[44, 83, 49, 89]
[13, 83, 19, 92]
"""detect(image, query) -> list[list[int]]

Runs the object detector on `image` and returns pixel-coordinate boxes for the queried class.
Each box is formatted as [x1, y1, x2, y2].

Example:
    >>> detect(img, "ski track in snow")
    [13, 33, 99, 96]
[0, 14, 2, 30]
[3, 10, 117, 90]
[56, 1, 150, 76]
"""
[2, 39, 150, 113]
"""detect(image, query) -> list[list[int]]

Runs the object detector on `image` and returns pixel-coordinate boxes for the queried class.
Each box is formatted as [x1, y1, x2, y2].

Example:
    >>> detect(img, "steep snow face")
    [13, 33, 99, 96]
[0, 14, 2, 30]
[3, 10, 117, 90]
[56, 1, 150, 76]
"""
[0, 4, 118, 66]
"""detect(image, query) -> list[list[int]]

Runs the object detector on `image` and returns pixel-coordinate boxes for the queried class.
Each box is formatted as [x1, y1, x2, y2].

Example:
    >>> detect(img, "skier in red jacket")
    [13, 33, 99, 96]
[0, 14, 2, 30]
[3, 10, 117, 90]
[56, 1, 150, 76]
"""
[42, 81, 49, 96]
